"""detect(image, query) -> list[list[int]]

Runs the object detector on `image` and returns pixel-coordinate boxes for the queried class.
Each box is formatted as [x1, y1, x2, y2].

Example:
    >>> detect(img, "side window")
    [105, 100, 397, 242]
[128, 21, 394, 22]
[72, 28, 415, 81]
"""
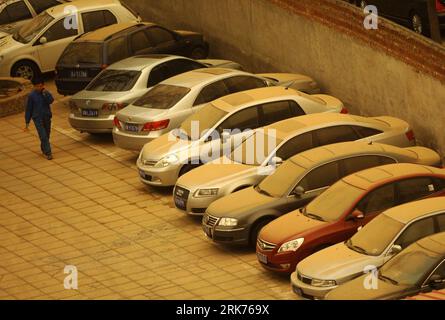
[42, 19, 78, 42]
[194, 80, 230, 106]
[276, 132, 314, 161]
[315, 126, 360, 146]
[395, 217, 436, 249]
[437, 214, 445, 232]
[224, 76, 267, 93]
[106, 37, 128, 64]
[81, 10, 117, 33]
[5, 1, 33, 23]
[298, 161, 341, 191]
[397, 177, 437, 204]
[0, 9, 9, 24]
[146, 27, 174, 46]
[28, 0, 60, 14]
[433, 178, 445, 191]
[356, 184, 396, 215]
[166, 59, 205, 75]
[352, 126, 383, 138]
[289, 101, 306, 117]
[342, 155, 394, 177]
[147, 63, 171, 87]
[217, 107, 260, 133]
[260, 100, 295, 127]
[130, 30, 152, 54]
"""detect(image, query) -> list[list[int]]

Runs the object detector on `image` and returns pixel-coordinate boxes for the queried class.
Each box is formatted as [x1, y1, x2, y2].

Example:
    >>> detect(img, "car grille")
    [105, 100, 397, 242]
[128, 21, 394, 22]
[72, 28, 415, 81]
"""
[142, 159, 158, 167]
[203, 213, 219, 227]
[257, 238, 276, 251]
[297, 272, 312, 285]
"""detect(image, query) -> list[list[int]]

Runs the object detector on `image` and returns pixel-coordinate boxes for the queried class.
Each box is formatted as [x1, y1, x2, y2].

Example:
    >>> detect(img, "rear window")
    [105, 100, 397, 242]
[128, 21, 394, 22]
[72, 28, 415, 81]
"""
[59, 42, 103, 65]
[86, 70, 141, 92]
[133, 84, 190, 109]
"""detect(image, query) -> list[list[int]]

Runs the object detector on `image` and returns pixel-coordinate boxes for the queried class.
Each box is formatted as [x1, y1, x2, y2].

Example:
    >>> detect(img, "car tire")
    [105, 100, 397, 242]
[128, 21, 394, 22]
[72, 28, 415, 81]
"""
[249, 218, 273, 248]
[190, 46, 208, 59]
[410, 12, 424, 35]
[11, 61, 41, 80]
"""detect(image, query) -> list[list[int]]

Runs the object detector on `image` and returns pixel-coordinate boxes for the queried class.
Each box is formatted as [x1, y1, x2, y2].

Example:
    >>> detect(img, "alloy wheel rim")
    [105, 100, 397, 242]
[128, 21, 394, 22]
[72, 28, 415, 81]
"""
[16, 66, 34, 80]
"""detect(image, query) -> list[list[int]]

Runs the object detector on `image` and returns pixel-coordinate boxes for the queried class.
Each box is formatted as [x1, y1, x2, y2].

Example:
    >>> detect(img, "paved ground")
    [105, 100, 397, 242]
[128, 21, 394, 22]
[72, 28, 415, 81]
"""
[0, 78, 295, 300]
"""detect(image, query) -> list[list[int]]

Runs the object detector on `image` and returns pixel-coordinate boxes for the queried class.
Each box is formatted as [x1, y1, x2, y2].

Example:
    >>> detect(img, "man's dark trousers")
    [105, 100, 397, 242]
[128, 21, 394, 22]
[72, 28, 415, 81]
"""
[33, 116, 52, 156]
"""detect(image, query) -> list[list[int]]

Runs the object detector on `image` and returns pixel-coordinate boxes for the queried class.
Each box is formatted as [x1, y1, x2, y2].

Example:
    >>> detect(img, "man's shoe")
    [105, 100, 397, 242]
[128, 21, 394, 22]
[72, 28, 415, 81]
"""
[46, 154, 53, 160]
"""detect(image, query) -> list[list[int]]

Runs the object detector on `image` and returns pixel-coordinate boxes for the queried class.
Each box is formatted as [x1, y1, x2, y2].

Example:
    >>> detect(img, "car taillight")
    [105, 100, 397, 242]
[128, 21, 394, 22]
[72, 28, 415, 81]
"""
[102, 102, 128, 111]
[340, 107, 348, 114]
[142, 120, 170, 132]
[113, 116, 121, 129]
[405, 130, 415, 142]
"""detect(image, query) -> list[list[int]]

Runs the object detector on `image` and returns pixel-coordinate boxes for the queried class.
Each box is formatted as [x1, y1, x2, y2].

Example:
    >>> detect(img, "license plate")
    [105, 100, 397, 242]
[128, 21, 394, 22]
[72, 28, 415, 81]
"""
[174, 196, 185, 209]
[292, 285, 303, 296]
[257, 252, 268, 264]
[81, 109, 98, 117]
[125, 123, 139, 132]
[71, 70, 88, 78]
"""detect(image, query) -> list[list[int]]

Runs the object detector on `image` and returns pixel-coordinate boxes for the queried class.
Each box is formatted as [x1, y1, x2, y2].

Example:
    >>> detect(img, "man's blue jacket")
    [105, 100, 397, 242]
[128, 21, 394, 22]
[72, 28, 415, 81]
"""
[25, 90, 54, 125]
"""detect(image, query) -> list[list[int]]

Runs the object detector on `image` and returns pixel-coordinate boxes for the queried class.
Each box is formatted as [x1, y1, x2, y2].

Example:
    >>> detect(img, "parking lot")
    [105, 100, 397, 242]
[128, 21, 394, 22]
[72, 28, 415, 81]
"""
[0, 78, 295, 300]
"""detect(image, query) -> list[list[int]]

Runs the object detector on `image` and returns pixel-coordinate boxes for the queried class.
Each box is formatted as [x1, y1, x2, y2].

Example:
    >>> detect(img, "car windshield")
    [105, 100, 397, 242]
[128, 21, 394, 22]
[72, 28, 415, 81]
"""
[58, 42, 103, 65]
[86, 70, 141, 92]
[257, 160, 306, 198]
[13, 12, 54, 43]
[133, 84, 190, 109]
[346, 214, 404, 256]
[305, 180, 363, 222]
[178, 103, 228, 141]
[231, 132, 282, 166]
[379, 243, 441, 286]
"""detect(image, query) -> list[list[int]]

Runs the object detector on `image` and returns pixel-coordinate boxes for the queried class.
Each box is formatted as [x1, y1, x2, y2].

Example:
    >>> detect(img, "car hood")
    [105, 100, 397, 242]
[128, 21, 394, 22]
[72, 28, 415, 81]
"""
[176, 157, 257, 189]
[259, 211, 326, 245]
[116, 105, 170, 123]
[297, 243, 383, 281]
[326, 274, 411, 300]
[140, 132, 192, 161]
[0, 34, 23, 53]
[207, 187, 278, 219]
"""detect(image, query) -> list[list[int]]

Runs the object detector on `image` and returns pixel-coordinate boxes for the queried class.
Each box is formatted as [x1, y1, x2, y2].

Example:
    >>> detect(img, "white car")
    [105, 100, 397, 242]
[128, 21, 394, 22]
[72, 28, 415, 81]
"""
[0, 0, 140, 79]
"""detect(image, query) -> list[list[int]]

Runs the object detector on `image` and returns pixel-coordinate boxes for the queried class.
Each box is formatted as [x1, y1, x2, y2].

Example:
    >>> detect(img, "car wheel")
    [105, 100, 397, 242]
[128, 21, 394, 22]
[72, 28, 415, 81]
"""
[249, 218, 273, 248]
[11, 61, 40, 80]
[190, 46, 208, 59]
[410, 13, 423, 35]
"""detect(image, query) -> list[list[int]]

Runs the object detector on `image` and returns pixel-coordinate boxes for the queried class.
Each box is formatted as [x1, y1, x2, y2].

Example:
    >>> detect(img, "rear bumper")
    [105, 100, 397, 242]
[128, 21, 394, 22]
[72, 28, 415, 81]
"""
[69, 114, 114, 133]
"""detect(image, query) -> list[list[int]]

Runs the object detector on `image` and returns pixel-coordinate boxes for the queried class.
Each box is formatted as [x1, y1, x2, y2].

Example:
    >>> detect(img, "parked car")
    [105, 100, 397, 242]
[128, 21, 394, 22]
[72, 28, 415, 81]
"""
[113, 68, 320, 151]
[136, 85, 332, 188]
[55, 22, 211, 95]
[68, 55, 243, 134]
[326, 202, 445, 300]
[0, 0, 69, 36]
[357, 0, 445, 36]
[174, 94, 347, 215]
[0, 0, 140, 80]
[203, 141, 439, 249]
[258, 163, 445, 279]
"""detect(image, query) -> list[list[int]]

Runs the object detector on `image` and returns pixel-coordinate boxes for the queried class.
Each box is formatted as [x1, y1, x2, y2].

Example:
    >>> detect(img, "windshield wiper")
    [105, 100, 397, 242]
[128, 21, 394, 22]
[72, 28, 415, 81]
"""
[255, 185, 272, 197]
[379, 274, 399, 285]
[304, 212, 325, 222]
[346, 240, 368, 255]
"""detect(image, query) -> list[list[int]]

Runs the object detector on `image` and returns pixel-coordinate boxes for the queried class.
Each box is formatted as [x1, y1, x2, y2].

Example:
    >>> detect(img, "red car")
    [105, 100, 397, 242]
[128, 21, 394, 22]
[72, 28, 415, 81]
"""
[256, 163, 445, 274]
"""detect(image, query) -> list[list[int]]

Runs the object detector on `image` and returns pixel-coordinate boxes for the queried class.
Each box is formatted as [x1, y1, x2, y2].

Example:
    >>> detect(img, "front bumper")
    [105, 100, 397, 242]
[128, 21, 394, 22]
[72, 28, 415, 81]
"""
[137, 160, 181, 187]
[256, 249, 298, 274]
[202, 217, 249, 245]
[69, 113, 114, 133]
[290, 272, 337, 300]
[113, 128, 154, 151]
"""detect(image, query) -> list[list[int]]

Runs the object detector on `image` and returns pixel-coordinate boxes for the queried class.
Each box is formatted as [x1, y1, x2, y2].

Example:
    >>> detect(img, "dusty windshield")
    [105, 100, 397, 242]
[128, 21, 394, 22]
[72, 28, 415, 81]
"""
[231, 132, 282, 166]
[86, 70, 141, 92]
[257, 160, 306, 198]
[305, 180, 363, 222]
[13, 12, 54, 43]
[346, 214, 404, 256]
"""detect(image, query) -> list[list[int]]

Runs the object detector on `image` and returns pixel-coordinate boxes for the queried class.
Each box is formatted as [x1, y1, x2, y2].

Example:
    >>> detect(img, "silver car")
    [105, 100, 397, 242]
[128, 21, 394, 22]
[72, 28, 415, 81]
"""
[68, 55, 243, 133]
[113, 68, 320, 151]
[136, 86, 328, 187]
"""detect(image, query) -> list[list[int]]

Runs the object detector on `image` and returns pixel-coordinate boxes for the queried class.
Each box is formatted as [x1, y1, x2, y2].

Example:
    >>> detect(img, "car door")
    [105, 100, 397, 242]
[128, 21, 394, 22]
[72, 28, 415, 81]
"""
[35, 17, 79, 72]
[144, 26, 179, 54]
[0, 1, 33, 25]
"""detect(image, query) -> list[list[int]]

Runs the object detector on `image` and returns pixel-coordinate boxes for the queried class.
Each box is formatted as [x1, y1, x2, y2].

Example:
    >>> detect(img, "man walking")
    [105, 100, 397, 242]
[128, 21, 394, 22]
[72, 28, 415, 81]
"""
[24, 78, 54, 160]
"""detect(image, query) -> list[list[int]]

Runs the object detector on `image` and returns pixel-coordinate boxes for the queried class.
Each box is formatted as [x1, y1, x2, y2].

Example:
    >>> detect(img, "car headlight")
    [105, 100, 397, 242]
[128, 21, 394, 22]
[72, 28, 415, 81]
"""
[278, 238, 304, 253]
[218, 217, 238, 227]
[311, 278, 337, 287]
[154, 154, 178, 168]
[194, 188, 219, 197]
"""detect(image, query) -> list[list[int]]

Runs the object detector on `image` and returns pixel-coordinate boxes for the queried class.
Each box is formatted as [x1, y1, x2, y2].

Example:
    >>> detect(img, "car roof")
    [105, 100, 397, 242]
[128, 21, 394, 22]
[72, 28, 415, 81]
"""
[416, 232, 445, 256]
[105, 54, 194, 71]
[383, 197, 445, 224]
[76, 22, 151, 42]
[211, 87, 302, 114]
[47, 0, 120, 18]
[161, 68, 247, 88]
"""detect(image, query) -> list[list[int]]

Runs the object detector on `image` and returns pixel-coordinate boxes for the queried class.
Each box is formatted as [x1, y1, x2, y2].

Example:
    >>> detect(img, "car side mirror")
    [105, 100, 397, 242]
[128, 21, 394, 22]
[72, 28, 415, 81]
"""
[269, 156, 283, 167]
[351, 209, 365, 220]
[39, 36, 47, 45]
[293, 186, 305, 197]
[387, 244, 402, 256]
